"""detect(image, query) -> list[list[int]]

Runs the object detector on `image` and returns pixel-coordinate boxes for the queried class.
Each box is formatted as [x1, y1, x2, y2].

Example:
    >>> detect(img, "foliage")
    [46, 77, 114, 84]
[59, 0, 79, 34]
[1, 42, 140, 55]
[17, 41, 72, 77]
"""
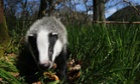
[0, 56, 24, 84]
[0, 23, 140, 83]
[67, 24, 140, 83]
[0, 15, 10, 56]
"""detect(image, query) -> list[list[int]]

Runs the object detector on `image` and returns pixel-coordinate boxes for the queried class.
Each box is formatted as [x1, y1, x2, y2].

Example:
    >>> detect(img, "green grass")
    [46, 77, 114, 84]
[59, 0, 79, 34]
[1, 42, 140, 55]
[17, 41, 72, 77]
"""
[67, 24, 140, 83]
[0, 23, 140, 83]
[0, 57, 24, 84]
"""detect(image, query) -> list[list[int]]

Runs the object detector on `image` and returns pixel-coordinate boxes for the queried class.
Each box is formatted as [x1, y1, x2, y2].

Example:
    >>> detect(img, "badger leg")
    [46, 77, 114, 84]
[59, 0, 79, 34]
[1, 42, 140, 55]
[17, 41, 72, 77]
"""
[55, 49, 68, 80]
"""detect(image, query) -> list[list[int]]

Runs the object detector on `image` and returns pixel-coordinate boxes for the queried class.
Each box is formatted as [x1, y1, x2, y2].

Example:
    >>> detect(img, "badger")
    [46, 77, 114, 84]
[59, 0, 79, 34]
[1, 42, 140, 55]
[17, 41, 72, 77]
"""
[16, 16, 68, 83]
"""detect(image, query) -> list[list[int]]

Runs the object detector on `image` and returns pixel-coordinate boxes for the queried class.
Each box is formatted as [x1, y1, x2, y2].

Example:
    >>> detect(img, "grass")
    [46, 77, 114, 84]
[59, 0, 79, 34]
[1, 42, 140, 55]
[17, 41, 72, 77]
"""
[0, 23, 140, 83]
[67, 24, 140, 83]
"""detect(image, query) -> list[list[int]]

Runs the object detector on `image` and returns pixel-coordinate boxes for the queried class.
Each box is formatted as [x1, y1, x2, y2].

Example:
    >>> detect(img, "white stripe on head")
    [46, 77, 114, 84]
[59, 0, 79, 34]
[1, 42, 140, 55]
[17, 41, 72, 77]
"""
[37, 30, 49, 64]
[52, 40, 63, 62]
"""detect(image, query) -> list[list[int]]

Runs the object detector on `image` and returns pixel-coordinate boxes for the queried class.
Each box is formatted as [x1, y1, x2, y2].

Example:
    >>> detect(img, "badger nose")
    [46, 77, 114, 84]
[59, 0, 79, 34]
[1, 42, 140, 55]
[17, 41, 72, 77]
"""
[39, 62, 51, 70]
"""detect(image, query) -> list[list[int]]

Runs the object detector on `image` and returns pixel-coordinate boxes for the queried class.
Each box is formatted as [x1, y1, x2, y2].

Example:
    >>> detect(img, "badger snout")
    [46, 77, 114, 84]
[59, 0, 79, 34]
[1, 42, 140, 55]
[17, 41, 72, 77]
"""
[39, 61, 52, 70]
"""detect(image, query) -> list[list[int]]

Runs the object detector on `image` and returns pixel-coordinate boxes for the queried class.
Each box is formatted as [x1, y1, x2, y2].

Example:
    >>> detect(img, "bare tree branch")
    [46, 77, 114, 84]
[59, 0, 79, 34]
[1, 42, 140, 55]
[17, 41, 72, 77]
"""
[123, 0, 140, 16]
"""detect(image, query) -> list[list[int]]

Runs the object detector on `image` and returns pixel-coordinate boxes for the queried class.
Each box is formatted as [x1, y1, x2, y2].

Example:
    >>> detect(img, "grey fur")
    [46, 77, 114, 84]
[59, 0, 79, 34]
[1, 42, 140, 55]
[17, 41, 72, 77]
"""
[17, 16, 69, 83]
[26, 16, 67, 47]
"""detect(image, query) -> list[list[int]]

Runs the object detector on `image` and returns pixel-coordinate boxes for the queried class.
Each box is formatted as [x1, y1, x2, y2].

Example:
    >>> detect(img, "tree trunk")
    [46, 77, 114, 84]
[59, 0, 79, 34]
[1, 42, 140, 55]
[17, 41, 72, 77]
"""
[38, 0, 47, 18]
[93, 0, 105, 22]
[0, 0, 10, 56]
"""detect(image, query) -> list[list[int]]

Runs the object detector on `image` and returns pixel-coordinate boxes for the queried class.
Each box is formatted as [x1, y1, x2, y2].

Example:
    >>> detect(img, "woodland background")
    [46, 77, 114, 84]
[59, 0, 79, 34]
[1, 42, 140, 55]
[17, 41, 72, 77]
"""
[0, 0, 140, 83]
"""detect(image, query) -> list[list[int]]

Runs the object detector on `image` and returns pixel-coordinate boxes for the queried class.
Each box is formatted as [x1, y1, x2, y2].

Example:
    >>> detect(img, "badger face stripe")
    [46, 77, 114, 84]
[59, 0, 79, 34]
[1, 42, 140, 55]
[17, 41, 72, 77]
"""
[37, 30, 49, 64]
[52, 39, 63, 62]
[48, 33, 58, 61]
[28, 35, 39, 63]
[37, 30, 59, 65]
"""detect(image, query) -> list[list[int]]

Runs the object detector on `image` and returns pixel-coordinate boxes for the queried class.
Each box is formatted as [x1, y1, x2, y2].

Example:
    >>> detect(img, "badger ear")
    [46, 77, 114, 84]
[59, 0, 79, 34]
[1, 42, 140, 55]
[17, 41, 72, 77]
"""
[56, 17, 64, 21]
[57, 18, 62, 21]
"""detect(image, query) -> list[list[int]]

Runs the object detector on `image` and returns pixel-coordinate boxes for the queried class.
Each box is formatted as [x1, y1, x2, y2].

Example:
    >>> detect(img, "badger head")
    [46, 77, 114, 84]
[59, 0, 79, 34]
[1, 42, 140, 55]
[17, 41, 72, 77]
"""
[28, 30, 63, 70]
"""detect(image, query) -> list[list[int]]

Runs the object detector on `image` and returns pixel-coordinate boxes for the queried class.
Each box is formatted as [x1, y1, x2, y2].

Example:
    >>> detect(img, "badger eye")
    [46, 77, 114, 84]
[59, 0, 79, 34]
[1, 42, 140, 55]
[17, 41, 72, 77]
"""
[49, 33, 58, 42]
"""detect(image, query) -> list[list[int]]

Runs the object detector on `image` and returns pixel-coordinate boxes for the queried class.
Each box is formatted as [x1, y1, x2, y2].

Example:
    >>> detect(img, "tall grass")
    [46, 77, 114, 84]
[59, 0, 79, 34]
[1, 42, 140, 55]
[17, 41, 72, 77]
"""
[67, 24, 140, 83]
[0, 56, 24, 84]
[0, 23, 140, 83]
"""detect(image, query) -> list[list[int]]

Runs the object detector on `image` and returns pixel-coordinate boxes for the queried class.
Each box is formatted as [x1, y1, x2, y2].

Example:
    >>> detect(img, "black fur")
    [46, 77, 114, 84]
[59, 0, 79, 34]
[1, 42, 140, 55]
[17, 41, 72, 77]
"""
[28, 35, 39, 63]
[55, 48, 67, 80]
[16, 42, 68, 83]
[48, 33, 58, 61]
[16, 43, 40, 83]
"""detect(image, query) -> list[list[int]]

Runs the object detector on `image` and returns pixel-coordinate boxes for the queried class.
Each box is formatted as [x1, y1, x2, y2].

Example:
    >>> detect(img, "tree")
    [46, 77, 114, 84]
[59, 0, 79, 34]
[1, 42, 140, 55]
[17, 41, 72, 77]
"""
[0, 0, 10, 56]
[38, 0, 65, 18]
[38, 0, 47, 18]
[93, 0, 106, 21]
